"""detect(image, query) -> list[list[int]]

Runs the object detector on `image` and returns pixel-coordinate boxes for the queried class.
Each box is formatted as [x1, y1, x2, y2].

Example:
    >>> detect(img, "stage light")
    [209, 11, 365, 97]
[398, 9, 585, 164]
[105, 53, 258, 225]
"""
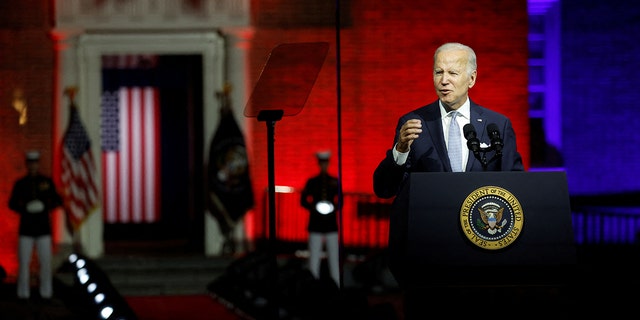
[12, 88, 28, 125]
[275, 185, 295, 193]
[95, 293, 105, 304]
[77, 268, 90, 284]
[76, 258, 86, 268]
[99, 306, 114, 319]
[64, 253, 137, 320]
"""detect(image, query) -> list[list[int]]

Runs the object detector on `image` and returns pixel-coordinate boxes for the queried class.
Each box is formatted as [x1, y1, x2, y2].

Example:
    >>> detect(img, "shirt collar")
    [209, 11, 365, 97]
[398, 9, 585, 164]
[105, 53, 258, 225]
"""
[439, 98, 471, 120]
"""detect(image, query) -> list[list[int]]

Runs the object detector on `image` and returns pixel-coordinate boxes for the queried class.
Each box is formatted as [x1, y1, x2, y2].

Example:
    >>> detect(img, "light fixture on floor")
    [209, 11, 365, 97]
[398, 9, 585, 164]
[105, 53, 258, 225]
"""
[66, 253, 137, 320]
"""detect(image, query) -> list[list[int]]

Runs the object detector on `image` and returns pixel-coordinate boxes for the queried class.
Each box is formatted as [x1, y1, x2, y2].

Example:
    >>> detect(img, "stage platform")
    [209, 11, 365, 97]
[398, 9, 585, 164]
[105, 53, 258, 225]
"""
[1, 243, 640, 319]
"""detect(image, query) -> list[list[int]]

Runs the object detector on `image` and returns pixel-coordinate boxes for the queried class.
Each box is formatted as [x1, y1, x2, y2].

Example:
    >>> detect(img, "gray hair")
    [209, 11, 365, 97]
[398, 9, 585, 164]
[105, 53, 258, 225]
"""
[434, 42, 477, 76]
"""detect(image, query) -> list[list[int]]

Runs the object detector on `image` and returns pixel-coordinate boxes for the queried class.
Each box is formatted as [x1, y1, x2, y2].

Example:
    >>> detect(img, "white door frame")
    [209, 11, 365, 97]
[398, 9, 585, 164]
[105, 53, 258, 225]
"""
[55, 32, 225, 258]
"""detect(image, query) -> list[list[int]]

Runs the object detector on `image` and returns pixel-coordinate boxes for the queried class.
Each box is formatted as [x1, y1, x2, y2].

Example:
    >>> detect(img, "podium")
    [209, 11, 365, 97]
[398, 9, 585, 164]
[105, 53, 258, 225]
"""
[389, 171, 576, 289]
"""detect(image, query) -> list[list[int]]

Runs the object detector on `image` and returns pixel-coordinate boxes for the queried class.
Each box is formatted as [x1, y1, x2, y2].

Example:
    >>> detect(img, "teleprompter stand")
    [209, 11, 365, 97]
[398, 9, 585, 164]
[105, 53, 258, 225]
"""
[244, 42, 329, 317]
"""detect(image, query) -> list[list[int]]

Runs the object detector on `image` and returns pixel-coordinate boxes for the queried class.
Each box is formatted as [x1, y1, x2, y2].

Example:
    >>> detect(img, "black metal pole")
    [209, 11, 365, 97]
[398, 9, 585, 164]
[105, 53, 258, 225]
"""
[257, 109, 283, 318]
[257, 110, 283, 248]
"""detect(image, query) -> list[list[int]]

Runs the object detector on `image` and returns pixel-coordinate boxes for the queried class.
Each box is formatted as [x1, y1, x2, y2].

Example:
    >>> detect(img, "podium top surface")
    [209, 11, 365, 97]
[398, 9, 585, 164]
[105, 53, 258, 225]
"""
[244, 42, 330, 118]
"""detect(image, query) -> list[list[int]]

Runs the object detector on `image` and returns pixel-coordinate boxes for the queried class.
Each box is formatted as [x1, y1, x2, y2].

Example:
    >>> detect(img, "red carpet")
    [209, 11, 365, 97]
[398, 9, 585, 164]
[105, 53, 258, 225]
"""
[125, 294, 245, 320]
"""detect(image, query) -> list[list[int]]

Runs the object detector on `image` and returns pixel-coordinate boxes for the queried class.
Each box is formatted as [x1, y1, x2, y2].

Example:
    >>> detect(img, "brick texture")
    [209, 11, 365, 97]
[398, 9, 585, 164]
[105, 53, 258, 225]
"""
[246, 0, 529, 238]
[0, 0, 530, 267]
[0, 0, 55, 276]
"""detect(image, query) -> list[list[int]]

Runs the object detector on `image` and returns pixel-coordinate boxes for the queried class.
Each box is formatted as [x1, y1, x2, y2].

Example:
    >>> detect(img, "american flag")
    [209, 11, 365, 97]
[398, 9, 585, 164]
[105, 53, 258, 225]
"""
[101, 87, 161, 224]
[61, 102, 99, 231]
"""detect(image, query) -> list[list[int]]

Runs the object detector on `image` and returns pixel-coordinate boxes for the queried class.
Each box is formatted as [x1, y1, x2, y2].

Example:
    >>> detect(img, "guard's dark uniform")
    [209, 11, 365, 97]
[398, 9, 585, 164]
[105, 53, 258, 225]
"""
[9, 174, 62, 237]
[9, 154, 63, 300]
[300, 173, 339, 233]
[300, 152, 341, 286]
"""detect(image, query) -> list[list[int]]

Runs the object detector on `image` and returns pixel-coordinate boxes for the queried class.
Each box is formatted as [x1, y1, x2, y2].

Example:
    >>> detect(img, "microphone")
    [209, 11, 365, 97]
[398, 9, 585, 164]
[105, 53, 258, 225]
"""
[463, 124, 481, 158]
[487, 123, 503, 155]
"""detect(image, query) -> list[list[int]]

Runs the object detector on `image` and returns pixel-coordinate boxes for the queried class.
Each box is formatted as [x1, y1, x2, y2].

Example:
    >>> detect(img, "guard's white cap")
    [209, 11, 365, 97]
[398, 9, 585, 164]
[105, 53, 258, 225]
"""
[25, 150, 40, 161]
[316, 151, 331, 161]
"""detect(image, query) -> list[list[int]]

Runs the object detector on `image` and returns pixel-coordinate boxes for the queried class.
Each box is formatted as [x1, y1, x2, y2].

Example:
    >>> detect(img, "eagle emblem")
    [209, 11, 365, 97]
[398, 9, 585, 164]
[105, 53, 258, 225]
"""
[460, 186, 523, 250]
[479, 202, 507, 235]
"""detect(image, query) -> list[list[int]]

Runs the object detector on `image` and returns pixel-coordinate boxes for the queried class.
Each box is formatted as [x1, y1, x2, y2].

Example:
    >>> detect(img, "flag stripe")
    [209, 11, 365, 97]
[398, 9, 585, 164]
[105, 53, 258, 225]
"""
[102, 86, 160, 224]
[126, 88, 136, 222]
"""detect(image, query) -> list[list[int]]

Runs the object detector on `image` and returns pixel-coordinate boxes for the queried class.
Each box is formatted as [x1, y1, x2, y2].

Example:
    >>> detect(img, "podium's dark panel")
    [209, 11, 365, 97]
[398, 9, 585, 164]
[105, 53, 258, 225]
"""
[405, 171, 576, 286]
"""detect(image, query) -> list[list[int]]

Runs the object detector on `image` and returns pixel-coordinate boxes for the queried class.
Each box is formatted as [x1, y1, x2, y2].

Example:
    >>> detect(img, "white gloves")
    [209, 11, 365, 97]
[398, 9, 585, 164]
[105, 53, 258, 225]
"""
[26, 200, 45, 213]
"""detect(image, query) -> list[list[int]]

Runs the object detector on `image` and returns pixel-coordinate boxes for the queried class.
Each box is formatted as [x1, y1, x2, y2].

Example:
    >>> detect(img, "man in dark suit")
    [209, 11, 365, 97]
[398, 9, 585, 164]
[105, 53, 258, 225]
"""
[372, 42, 524, 318]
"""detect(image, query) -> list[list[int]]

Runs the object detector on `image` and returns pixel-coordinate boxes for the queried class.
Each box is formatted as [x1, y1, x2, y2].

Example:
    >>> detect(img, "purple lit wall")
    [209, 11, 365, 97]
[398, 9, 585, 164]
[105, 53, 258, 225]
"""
[561, 0, 640, 195]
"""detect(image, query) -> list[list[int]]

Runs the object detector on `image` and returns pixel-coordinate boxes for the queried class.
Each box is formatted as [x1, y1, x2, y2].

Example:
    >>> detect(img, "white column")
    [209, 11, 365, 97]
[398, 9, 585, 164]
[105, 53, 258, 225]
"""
[50, 29, 105, 259]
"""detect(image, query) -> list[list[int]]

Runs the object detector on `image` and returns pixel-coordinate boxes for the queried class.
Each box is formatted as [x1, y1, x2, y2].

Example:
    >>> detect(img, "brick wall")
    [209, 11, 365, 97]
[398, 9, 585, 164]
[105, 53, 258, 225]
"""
[0, 0, 55, 276]
[246, 0, 529, 238]
[0, 0, 531, 267]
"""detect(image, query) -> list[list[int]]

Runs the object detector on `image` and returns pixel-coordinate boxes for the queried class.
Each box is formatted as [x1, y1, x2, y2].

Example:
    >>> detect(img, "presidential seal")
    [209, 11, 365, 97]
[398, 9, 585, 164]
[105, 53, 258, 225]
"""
[459, 186, 523, 250]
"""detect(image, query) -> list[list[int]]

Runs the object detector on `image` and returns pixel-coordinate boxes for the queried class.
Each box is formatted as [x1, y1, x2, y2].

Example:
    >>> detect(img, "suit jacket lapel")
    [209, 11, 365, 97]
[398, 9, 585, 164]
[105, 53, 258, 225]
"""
[420, 101, 450, 170]
[467, 101, 486, 171]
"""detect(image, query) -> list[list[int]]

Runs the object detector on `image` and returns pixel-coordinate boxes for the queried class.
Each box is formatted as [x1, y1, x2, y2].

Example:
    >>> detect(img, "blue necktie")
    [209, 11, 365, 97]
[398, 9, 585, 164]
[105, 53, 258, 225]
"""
[448, 111, 462, 172]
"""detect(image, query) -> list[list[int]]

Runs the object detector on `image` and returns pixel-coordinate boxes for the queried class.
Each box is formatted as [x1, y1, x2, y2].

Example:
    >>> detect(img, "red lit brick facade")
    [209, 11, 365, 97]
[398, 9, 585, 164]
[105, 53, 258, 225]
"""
[0, 0, 529, 273]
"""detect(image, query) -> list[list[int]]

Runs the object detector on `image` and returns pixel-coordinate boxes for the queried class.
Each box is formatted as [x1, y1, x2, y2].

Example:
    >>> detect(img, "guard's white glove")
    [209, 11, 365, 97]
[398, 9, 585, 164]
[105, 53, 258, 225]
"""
[26, 200, 45, 213]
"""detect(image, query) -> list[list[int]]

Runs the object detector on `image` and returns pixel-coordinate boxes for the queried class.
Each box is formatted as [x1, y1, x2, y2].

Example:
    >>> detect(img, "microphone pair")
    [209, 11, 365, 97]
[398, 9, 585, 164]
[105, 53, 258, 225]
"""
[463, 123, 503, 155]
